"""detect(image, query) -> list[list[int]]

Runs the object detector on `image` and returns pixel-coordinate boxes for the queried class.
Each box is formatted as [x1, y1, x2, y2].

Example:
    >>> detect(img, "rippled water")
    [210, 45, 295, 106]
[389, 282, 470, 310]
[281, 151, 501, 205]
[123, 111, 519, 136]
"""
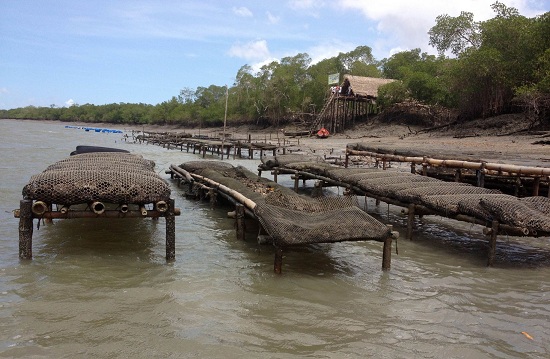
[0, 119, 549, 358]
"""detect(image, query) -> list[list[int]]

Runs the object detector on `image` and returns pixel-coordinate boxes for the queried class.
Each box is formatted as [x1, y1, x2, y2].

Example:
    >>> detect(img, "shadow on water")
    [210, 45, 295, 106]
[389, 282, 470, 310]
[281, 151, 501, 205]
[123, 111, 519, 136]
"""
[32, 217, 165, 262]
[365, 200, 550, 269]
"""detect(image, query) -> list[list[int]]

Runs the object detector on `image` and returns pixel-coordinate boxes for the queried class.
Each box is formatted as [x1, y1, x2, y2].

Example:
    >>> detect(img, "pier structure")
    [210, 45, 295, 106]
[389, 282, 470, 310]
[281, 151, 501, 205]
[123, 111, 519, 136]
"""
[135, 131, 294, 160]
[15, 147, 180, 260]
[168, 161, 397, 273]
[258, 154, 550, 266]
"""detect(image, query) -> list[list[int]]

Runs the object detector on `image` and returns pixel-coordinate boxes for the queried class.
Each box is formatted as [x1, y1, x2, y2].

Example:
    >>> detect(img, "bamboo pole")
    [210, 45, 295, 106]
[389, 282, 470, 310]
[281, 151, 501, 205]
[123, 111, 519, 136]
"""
[346, 149, 550, 176]
[189, 173, 257, 210]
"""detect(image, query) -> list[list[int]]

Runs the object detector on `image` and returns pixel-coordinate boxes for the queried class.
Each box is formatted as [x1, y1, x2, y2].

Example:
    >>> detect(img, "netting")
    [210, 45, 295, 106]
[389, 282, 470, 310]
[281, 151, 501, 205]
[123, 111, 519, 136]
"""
[479, 197, 550, 233]
[255, 192, 390, 246]
[178, 160, 391, 246]
[420, 194, 514, 218]
[327, 168, 397, 184]
[283, 161, 337, 176]
[394, 185, 499, 203]
[261, 154, 324, 169]
[180, 160, 234, 173]
[23, 152, 170, 205]
[521, 196, 550, 215]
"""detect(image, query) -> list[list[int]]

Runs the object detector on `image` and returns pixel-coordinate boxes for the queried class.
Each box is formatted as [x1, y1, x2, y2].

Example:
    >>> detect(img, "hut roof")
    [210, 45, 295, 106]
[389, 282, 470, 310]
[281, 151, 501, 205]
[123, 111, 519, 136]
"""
[343, 75, 396, 98]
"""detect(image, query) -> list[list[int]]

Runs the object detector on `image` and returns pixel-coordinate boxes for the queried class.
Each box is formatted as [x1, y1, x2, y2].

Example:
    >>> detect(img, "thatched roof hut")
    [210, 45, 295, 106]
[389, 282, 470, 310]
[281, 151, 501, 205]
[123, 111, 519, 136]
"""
[343, 75, 396, 98]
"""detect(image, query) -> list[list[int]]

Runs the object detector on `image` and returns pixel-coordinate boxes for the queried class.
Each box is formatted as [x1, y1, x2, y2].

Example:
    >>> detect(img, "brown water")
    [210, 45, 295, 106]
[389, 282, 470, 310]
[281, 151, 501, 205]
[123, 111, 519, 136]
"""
[0, 119, 549, 358]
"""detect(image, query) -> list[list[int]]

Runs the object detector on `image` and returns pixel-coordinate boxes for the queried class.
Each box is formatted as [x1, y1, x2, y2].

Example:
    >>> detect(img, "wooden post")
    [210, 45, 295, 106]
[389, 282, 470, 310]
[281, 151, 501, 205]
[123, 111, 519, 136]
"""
[382, 225, 392, 270]
[273, 169, 278, 183]
[477, 162, 486, 187]
[293, 172, 299, 192]
[455, 169, 461, 182]
[274, 246, 283, 274]
[488, 220, 498, 267]
[345, 150, 349, 168]
[208, 188, 216, 209]
[533, 177, 540, 196]
[422, 157, 428, 176]
[165, 198, 176, 260]
[235, 204, 245, 241]
[19, 199, 33, 259]
[514, 176, 521, 196]
[407, 203, 415, 240]
[410, 162, 416, 174]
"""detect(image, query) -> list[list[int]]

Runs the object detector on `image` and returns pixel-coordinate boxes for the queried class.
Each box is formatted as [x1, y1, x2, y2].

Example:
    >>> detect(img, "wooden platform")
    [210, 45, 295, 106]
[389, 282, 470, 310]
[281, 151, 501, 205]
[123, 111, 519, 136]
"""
[258, 154, 550, 266]
[168, 161, 396, 273]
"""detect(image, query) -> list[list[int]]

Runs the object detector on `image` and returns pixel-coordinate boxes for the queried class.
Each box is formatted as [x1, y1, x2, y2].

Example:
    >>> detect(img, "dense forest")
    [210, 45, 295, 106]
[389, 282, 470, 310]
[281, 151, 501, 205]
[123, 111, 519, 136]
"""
[1, 2, 549, 129]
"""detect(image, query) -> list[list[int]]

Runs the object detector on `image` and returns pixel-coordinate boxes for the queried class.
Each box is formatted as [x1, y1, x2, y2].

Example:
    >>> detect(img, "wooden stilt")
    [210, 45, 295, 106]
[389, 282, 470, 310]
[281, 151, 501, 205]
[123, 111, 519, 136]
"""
[407, 203, 415, 240]
[165, 198, 176, 260]
[274, 246, 283, 274]
[533, 177, 540, 196]
[19, 199, 33, 259]
[488, 220, 498, 267]
[382, 226, 392, 270]
[235, 204, 245, 241]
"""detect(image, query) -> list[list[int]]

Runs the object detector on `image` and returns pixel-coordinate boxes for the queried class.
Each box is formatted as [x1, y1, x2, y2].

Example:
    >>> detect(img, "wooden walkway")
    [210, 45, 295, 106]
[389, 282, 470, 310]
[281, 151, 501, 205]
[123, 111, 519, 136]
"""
[133, 131, 302, 160]
[258, 154, 550, 266]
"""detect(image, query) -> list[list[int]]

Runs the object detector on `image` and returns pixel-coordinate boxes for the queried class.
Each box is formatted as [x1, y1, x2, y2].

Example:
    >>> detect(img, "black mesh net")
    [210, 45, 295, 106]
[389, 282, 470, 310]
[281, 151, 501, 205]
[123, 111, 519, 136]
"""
[23, 152, 170, 205]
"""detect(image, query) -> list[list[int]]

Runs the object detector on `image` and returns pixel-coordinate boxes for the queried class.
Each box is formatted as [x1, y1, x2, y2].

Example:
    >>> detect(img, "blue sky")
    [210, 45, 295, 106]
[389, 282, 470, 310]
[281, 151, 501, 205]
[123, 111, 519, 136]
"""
[1, 0, 548, 109]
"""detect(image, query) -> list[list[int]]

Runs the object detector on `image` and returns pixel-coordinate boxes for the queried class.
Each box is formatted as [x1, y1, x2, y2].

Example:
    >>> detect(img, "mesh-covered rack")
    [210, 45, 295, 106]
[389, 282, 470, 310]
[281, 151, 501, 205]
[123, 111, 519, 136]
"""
[259, 154, 550, 266]
[169, 160, 396, 273]
[15, 149, 180, 260]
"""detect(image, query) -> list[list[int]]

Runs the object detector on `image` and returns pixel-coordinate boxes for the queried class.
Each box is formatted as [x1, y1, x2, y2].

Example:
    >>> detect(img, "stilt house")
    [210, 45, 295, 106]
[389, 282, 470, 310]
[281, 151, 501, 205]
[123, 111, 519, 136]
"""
[312, 75, 396, 134]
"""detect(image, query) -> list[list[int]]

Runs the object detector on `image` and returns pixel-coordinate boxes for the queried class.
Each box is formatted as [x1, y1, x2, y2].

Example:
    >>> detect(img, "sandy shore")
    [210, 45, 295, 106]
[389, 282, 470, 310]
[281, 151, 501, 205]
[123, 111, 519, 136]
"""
[65, 118, 550, 168]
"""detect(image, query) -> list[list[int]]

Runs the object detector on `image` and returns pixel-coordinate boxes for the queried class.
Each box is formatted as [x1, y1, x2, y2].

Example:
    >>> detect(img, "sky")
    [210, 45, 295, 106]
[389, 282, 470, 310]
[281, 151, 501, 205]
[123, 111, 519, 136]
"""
[1, 0, 548, 110]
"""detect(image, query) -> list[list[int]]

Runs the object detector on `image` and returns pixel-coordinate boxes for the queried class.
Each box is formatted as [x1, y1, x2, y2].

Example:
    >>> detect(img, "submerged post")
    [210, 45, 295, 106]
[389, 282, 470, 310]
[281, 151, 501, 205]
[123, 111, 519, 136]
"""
[407, 203, 415, 240]
[274, 246, 283, 274]
[165, 198, 176, 260]
[487, 220, 498, 267]
[19, 199, 33, 259]
[235, 204, 245, 241]
[382, 226, 393, 270]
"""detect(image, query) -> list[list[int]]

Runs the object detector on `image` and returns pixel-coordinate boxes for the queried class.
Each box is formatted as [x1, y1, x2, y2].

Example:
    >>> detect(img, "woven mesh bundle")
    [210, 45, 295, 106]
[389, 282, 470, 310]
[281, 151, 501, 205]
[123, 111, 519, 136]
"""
[479, 197, 550, 233]
[23, 152, 170, 205]
[181, 160, 234, 173]
[357, 175, 444, 198]
[394, 185, 498, 203]
[266, 154, 324, 168]
[453, 194, 517, 220]
[47, 152, 155, 171]
[264, 190, 359, 213]
[327, 167, 385, 179]
[254, 200, 390, 246]
[327, 168, 404, 184]
[521, 196, 550, 215]
[284, 161, 336, 176]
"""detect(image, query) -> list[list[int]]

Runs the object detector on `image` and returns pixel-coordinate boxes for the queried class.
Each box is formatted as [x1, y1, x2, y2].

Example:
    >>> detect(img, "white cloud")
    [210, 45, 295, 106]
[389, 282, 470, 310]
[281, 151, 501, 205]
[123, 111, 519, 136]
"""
[266, 11, 280, 24]
[233, 6, 253, 17]
[0, 87, 8, 94]
[337, 0, 548, 57]
[65, 99, 75, 107]
[307, 40, 357, 64]
[228, 40, 271, 61]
